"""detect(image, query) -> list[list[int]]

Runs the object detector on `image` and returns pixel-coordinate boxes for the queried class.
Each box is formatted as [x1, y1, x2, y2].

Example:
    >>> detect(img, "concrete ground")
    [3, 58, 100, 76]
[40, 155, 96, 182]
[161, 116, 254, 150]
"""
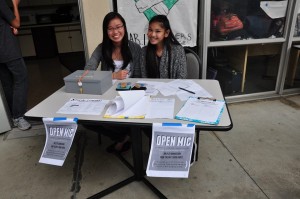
[0, 95, 299, 199]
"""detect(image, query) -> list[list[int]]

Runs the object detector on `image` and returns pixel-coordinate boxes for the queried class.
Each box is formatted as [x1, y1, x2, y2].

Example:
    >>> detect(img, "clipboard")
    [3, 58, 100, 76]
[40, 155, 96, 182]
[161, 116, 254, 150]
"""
[175, 97, 225, 125]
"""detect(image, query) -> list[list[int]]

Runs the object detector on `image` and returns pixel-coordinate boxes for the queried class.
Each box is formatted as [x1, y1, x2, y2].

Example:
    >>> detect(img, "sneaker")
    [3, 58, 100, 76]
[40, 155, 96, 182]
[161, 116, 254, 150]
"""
[13, 117, 31, 130]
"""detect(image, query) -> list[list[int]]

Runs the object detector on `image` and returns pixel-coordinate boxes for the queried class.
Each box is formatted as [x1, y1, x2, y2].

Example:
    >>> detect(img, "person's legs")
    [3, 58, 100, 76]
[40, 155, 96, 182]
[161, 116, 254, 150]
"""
[97, 125, 131, 153]
[84, 124, 128, 142]
[105, 132, 130, 153]
[0, 63, 14, 114]
[83, 124, 131, 153]
[5, 58, 28, 118]
[101, 125, 129, 142]
[2, 58, 31, 130]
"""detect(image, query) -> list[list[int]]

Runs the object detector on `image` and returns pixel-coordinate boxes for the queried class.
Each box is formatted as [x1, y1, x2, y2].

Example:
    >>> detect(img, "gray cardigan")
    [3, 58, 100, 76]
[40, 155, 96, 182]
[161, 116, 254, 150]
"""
[84, 40, 142, 78]
[141, 44, 187, 79]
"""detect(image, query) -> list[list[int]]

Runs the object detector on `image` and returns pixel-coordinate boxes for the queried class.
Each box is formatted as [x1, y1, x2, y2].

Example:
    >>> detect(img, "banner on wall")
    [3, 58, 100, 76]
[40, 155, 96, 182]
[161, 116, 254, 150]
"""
[117, 0, 198, 47]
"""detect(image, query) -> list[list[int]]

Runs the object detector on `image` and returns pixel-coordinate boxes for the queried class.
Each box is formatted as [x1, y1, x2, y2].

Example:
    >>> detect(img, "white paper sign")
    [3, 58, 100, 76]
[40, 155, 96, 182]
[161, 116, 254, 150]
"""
[145, 98, 175, 119]
[57, 98, 109, 115]
[260, 1, 287, 19]
[117, 0, 198, 47]
[146, 123, 195, 178]
[39, 118, 78, 166]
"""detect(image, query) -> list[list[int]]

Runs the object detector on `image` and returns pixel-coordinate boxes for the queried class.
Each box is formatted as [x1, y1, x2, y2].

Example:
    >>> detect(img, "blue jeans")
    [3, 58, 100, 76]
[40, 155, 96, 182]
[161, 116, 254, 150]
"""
[0, 58, 28, 119]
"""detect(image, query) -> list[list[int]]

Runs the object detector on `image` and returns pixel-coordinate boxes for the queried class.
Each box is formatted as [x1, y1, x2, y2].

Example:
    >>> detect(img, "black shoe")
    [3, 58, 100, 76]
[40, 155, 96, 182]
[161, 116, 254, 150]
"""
[106, 141, 131, 153]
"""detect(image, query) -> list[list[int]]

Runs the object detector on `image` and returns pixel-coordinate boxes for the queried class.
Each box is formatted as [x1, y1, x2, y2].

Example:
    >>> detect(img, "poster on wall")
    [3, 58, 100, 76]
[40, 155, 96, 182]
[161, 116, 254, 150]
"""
[116, 0, 198, 47]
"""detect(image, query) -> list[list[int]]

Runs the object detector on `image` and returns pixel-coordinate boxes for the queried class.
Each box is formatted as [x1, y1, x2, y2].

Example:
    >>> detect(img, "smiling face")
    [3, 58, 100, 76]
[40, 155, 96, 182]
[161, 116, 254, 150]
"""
[147, 21, 170, 47]
[107, 17, 125, 46]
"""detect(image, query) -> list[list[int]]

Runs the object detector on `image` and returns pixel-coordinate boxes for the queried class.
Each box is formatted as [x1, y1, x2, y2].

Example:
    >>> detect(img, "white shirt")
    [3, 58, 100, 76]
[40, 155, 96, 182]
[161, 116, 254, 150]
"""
[112, 60, 131, 84]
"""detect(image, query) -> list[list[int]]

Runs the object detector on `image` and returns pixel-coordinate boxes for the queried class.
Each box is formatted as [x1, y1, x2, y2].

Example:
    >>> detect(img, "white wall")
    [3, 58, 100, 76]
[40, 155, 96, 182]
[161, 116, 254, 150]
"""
[79, 0, 112, 60]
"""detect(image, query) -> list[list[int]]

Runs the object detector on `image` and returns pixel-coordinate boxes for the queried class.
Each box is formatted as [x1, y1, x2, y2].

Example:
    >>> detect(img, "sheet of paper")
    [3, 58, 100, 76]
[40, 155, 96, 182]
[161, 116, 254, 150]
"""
[106, 96, 124, 113]
[136, 80, 178, 96]
[156, 79, 189, 96]
[104, 90, 149, 118]
[157, 83, 179, 96]
[137, 80, 213, 99]
[143, 84, 159, 96]
[57, 98, 109, 115]
[260, 1, 287, 19]
[39, 118, 78, 166]
[145, 98, 175, 119]
[146, 123, 195, 178]
[175, 98, 225, 125]
[120, 95, 150, 117]
[136, 80, 165, 96]
[176, 80, 213, 101]
[166, 79, 191, 89]
[136, 80, 165, 89]
[119, 90, 145, 110]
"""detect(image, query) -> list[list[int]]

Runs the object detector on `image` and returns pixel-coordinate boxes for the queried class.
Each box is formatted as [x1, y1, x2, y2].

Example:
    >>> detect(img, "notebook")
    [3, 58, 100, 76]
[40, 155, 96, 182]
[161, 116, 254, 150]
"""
[104, 90, 150, 119]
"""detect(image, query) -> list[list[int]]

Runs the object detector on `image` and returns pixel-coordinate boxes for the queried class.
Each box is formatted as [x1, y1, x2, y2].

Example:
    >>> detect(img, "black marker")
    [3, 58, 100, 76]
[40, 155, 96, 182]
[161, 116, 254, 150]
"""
[197, 97, 217, 101]
[178, 87, 195, 94]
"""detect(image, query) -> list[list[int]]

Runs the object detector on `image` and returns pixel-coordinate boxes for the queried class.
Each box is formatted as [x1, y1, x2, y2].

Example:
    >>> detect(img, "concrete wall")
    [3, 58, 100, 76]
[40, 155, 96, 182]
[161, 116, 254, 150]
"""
[79, 0, 112, 61]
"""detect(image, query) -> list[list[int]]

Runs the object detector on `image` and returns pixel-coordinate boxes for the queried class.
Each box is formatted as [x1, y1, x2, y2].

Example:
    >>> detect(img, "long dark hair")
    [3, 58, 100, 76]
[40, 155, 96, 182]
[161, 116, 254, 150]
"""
[145, 15, 180, 78]
[102, 12, 132, 71]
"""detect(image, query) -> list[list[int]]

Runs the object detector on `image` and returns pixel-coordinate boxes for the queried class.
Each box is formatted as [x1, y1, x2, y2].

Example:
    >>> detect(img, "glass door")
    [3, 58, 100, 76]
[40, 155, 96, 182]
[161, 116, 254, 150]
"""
[201, 0, 293, 98]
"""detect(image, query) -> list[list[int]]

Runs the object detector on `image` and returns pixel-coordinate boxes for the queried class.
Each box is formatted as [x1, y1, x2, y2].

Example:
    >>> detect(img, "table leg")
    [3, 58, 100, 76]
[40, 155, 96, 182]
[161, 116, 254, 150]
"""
[87, 176, 136, 199]
[130, 126, 144, 179]
[87, 126, 168, 199]
[71, 130, 87, 198]
[131, 126, 168, 198]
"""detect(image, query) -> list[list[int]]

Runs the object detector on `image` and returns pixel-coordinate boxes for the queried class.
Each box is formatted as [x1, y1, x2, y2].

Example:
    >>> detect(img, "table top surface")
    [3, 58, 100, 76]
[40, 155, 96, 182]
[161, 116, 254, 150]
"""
[25, 79, 233, 131]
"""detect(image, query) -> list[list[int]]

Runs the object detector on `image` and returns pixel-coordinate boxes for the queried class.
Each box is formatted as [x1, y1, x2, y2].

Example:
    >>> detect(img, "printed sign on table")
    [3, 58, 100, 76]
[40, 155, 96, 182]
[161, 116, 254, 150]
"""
[146, 123, 195, 178]
[39, 118, 78, 166]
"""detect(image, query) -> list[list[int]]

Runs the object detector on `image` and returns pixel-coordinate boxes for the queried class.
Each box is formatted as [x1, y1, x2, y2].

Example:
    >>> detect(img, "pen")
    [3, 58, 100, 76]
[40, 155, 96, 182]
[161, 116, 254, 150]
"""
[178, 87, 195, 94]
[197, 97, 217, 101]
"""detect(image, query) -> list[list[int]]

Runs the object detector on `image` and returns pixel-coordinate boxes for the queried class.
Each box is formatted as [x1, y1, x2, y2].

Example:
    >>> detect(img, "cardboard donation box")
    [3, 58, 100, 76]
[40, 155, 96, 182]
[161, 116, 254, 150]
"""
[64, 70, 112, 95]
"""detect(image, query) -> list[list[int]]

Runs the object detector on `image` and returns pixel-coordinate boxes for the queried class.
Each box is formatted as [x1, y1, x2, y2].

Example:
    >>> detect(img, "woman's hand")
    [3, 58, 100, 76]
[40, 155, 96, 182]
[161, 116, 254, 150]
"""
[113, 70, 129, 80]
[11, 27, 18, 35]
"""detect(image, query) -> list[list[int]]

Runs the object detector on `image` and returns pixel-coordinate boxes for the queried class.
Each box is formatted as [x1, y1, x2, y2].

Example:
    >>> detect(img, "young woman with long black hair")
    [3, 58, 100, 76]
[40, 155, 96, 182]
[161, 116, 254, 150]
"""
[85, 12, 142, 80]
[84, 12, 142, 153]
[141, 15, 187, 79]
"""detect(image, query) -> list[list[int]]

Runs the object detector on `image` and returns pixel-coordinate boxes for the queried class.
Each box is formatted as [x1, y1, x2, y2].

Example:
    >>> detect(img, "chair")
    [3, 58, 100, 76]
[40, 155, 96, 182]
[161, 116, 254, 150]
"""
[184, 47, 202, 79]
[184, 47, 202, 162]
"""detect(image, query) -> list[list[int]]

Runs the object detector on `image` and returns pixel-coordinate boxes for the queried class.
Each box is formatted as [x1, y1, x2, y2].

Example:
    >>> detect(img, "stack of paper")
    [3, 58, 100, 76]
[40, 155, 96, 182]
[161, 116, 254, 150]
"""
[104, 90, 150, 119]
[57, 98, 109, 115]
